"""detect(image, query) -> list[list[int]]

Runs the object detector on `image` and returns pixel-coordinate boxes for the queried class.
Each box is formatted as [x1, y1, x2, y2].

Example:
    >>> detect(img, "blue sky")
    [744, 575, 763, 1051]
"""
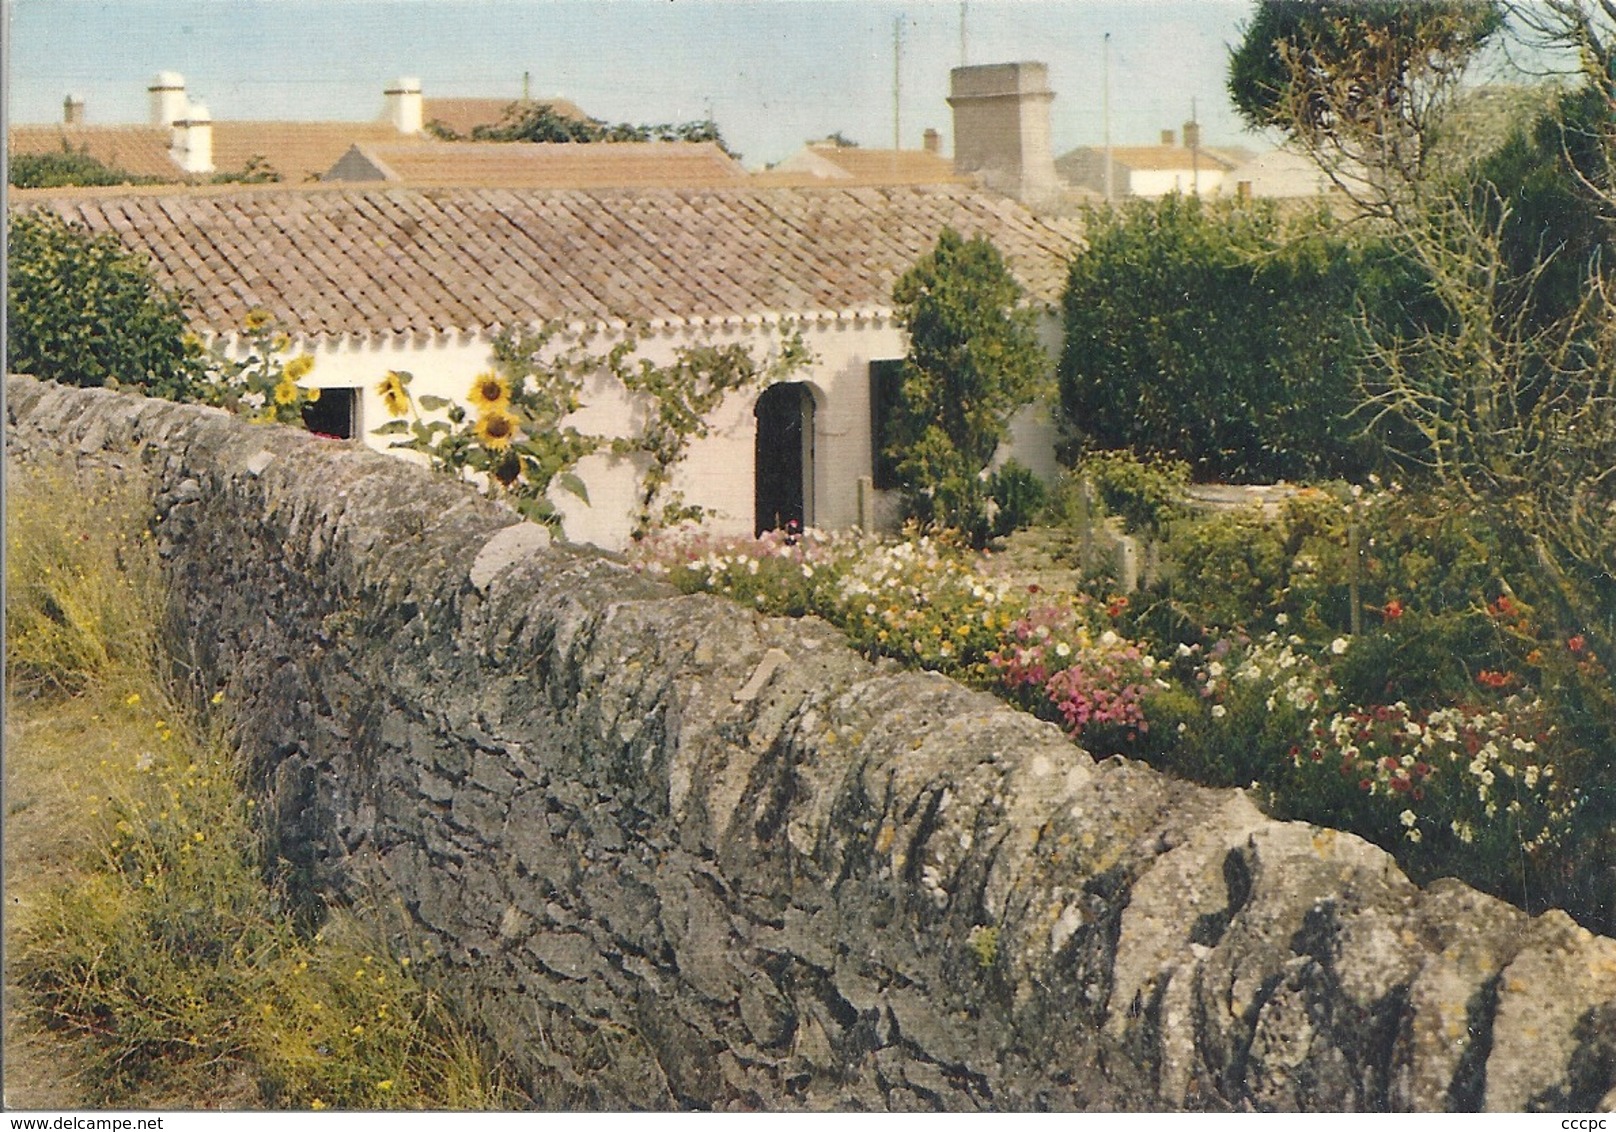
[8, 0, 1271, 168]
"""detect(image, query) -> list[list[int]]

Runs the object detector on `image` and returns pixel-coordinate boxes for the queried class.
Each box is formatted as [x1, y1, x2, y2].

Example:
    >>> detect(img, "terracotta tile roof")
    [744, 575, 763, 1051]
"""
[1059, 144, 1240, 174]
[323, 140, 750, 188]
[761, 144, 966, 187]
[422, 97, 590, 139]
[14, 184, 1082, 341]
[209, 121, 408, 182]
[9, 125, 180, 180]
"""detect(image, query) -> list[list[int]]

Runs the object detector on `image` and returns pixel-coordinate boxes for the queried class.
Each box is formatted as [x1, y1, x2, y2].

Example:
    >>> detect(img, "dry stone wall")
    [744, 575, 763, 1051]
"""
[9, 374, 1616, 1112]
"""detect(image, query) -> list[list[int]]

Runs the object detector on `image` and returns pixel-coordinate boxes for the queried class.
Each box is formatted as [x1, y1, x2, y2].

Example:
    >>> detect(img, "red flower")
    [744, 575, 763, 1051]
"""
[1568, 634, 1587, 654]
[1382, 599, 1405, 621]
[1490, 595, 1515, 618]
[1382, 756, 1400, 771]
[1359, 778, 1374, 792]
[1477, 669, 1514, 689]
[1107, 596, 1129, 618]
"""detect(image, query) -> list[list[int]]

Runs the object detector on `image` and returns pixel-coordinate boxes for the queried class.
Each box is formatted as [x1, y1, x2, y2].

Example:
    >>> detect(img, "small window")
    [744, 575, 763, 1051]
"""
[302, 387, 359, 439]
[869, 359, 904, 490]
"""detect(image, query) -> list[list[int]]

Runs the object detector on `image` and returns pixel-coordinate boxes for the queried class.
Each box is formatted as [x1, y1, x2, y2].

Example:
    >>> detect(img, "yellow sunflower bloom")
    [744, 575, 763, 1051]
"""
[283, 354, 315, 381]
[467, 371, 511, 411]
[376, 371, 410, 418]
[305, 387, 321, 403]
[474, 406, 520, 450]
[273, 379, 300, 405]
[243, 309, 272, 332]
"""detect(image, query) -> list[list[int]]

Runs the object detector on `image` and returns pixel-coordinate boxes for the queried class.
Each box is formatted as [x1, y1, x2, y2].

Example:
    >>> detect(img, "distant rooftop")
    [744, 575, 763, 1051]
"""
[322, 139, 749, 189]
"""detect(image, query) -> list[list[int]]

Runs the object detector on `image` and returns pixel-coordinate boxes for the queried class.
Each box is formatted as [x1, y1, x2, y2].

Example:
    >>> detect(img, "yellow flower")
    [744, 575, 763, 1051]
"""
[376, 371, 410, 418]
[305, 386, 321, 403]
[310, 1099, 326, 1111]
[243, 309, 272, 332]
[376, 1080, 394, 1092]
[193, 831, 205, 843]
[210, 690, 225, 704]
[283, 354, 315, 382]
[467, 371, 511, 411]
[474, 405, 519, 450]
[273, 379, 300, 406]
[124, 692, 141, 706]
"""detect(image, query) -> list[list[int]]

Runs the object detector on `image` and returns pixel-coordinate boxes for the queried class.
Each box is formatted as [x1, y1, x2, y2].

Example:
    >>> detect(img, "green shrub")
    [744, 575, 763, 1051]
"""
[6, 211, 207, 399]
[1077, 449, 1190, 535]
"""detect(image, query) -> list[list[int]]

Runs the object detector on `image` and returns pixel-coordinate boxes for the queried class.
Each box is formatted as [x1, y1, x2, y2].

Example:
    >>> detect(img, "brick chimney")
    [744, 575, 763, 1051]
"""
[948, 62, 1059, 204]
[63, 95, 86, 126]
[1161, 128, 1176, 146]
[385, 77, 424, 135]
[922, 127, 941, 155]
[1182, 121, 1201, 150]
[171, 103, 214, 175]
[149, 71, 189, 128]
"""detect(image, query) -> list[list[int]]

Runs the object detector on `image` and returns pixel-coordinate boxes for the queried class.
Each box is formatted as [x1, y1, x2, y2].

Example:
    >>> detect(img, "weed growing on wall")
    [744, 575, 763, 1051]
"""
[6, 461, 521, 1109]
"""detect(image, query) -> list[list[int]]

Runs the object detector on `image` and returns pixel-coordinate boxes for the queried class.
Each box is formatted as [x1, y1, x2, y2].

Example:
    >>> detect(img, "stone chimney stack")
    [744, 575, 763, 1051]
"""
[922, 127, 941, 155]
[1182, 121, 1201, 150]
[385, 77, 424, 135]
[63, 95, 86, 126]
[1161, 129, 1176, 146]
[149, 71, 189, 128]
[171, 103, 214, 175]
[947, 62, 1059, 204]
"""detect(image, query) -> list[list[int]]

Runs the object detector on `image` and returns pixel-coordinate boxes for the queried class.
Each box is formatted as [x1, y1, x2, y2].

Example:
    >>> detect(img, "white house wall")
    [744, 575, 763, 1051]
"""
[1128, 167, 1227, 198]
[291, 313, 1057, 551]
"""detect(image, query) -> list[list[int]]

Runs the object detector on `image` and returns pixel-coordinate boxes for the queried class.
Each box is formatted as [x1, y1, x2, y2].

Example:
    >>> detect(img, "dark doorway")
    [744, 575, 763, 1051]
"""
[754, 382, 814, 535]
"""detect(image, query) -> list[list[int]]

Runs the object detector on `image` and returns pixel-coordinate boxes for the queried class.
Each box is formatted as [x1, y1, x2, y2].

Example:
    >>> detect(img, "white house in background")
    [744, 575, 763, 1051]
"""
[1218, 146, 1360, 201]
[1056, 126, 1247, 200]
[15, 182, 1080, 550]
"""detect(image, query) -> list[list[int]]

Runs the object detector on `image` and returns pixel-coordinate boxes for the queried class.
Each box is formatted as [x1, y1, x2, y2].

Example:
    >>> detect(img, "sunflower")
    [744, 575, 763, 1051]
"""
[273, 379, 300, 406]
[283, 354, 315, 382]
[243, 309, 273, 333]
[467, 371, 511, 411]
[474, 406, 520, 450]
[376, 371, 410, 418]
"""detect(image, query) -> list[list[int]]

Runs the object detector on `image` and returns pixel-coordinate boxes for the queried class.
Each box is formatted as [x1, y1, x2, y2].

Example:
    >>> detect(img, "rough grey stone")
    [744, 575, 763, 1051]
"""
[11, 374, 1615, 1112]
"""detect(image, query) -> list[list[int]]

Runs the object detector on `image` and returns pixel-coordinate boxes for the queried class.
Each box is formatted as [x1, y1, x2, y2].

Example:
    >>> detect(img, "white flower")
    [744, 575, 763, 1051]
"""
[1211, 705, 1227, 719]
[1207, 661, 1225, 679]
[1330, 637, 1349, 655]
[1177, 642, 1195, 658]
[1055, 642, 1072, 658]
[1400, 809, 1417, 828]
[1275, 612, 1289, 626]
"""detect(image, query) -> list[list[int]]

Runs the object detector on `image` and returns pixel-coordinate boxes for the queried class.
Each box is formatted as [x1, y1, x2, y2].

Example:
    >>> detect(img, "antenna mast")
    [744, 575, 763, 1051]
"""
[960, 1, 968, 66]
[1103, 32, 1114, 204]
[893, 15, 903, 153]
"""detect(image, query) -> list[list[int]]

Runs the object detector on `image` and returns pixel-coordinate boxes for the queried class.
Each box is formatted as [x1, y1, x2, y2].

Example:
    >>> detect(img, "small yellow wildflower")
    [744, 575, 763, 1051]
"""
[193, 831, 205, 843]
[243, 309, 273, 332]
[474, 405, 520, 450]
[283, 354, 315, 382]
[467, 371, 511, 410]
[376, 371, 411, 418]
[124, 692, 141, 706]
[351, 1024, 365, 1036]
[376, 1080, 394, 1093]
[310, 1099, 326, 1111]
[211, 690, 225, 705]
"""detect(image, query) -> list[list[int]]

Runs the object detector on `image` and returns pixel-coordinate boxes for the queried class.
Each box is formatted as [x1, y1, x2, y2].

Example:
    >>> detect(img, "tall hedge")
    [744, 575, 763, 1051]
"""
[1058, 195, 1401, 482]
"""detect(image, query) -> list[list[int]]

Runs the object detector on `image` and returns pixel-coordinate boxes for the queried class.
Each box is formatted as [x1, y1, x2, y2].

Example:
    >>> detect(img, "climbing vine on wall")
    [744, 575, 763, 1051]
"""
[372, 322, 810, 537]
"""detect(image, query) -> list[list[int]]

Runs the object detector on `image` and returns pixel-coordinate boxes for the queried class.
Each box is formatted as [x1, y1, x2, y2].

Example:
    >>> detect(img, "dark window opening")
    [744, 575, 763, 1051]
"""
[869, 359, 904, 490]
[302, 387, 359, 439]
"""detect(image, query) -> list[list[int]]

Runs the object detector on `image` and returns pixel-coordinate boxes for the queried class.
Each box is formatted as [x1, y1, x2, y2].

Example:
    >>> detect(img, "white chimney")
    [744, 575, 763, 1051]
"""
[171, 103, 214, 175]
[149, 71, 188, 128]
[385, 76, 424, 135]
